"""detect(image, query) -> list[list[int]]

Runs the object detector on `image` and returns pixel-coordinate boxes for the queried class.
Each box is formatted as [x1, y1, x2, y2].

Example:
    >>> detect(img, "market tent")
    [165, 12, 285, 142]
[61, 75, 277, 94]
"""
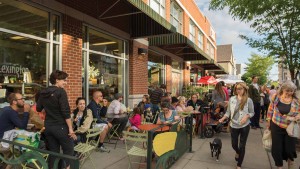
[197, 76, 218, 85]
[216, 78, 244, 84]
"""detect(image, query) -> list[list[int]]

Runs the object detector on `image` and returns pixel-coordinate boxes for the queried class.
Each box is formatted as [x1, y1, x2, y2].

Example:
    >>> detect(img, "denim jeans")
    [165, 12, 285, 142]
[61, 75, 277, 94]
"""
[231, 125, 250, 167]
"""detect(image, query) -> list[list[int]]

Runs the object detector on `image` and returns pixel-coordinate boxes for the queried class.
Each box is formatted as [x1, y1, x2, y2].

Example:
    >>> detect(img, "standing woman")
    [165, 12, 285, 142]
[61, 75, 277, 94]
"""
[266, 80, 299, 169]
[37, 70, 76, 169]
[219, 83, 254, 169]
[212, 82, 227, 107]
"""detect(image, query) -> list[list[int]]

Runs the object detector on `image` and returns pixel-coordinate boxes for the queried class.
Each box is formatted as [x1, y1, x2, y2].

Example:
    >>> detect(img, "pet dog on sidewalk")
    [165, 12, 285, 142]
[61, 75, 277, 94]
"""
[210, 138, 222, 161]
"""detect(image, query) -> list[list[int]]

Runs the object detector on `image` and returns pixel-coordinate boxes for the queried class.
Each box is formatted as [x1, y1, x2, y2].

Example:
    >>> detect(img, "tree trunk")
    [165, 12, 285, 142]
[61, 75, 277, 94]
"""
[289, 69, 295, 81]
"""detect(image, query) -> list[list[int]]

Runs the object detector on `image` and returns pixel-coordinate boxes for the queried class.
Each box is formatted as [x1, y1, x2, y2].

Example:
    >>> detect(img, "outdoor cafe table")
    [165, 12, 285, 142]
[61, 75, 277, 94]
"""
[138, 124, 170, 132]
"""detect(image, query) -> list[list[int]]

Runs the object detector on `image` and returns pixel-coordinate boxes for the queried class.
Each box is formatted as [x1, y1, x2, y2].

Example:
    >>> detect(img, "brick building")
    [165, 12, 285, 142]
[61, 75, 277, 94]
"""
[0, 0, 226, 109]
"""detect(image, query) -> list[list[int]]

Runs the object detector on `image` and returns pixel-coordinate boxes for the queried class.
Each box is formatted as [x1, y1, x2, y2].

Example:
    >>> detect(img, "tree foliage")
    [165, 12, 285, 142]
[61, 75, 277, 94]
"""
[241, 53, 274, 85]
[210, 0, 300, 80]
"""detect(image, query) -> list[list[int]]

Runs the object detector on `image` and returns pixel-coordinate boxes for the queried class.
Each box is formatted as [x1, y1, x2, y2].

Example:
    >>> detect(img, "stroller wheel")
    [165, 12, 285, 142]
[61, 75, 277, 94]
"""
[204, 127, 214, 138]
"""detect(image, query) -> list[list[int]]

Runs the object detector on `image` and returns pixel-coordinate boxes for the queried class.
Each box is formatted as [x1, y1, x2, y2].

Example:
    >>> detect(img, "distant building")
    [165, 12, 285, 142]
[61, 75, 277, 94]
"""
[217, 44, 236, 75]
[278, 62, 291, 84]
[236, 63, 246, 79]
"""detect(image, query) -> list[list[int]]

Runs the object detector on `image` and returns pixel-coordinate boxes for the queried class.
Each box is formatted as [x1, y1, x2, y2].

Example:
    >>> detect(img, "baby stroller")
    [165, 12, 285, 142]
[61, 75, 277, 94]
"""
[203, 102, 229, 138]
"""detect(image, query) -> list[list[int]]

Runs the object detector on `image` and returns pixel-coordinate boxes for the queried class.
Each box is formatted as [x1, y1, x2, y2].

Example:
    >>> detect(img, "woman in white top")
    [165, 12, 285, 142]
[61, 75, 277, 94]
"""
[219, 82, 254, 169]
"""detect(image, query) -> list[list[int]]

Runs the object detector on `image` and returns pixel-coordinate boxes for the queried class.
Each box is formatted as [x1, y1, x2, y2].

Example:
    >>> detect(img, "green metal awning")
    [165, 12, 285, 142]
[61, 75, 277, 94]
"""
[127, 0, 176, 37]
[93, 0, 176, 38]
[149, 33, 211, 61]
[191, 60, 228, 74]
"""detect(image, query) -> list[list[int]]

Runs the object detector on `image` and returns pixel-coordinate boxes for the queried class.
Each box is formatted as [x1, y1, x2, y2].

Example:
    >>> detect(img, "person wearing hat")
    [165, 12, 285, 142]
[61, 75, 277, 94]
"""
[107, 93, 128, 140]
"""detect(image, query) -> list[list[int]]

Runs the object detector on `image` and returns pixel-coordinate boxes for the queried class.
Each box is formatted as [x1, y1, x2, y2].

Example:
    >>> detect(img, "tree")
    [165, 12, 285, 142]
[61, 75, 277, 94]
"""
[241, 53, 274, 85]
[210, 0, 300, 81]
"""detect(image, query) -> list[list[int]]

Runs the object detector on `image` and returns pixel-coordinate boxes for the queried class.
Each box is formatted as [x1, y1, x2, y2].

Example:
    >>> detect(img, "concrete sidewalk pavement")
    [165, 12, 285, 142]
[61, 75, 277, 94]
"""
[82, 122, 300, 169]
[171, 122, 300, 169]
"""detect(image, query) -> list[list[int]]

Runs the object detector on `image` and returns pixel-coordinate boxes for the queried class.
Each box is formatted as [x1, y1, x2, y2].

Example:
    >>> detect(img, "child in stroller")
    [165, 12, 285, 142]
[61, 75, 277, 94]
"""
[204, 101, 229, 138]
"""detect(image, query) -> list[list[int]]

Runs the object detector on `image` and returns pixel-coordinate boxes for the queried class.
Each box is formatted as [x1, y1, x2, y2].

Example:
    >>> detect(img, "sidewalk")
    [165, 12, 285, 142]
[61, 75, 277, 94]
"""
[82, 122, 300, 169]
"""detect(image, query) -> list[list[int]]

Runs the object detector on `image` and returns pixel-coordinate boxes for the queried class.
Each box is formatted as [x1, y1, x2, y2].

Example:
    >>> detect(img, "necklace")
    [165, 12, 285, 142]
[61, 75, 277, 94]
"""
[280, 96, 292, 104]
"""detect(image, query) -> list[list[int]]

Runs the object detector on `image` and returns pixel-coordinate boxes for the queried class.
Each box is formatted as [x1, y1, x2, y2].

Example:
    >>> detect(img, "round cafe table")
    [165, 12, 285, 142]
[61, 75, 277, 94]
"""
[138, 124, 170, 132]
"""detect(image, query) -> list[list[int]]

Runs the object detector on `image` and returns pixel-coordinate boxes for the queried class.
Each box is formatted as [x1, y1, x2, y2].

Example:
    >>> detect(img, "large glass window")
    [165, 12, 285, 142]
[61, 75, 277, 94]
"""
[148, 51, 165, 93]
[170, 1, 182, 33]
[83, 27, 127, 102]
[0, 1, 60, 105]
[198, 31, 203, 50]
[189, 20, 195, 42]
[206, 40, 215, 58]
[149, 0, 165, 18]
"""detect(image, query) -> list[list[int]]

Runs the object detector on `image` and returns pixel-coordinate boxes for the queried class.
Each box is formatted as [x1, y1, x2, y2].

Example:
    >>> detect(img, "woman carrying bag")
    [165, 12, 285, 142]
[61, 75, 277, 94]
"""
[266, 80, 300, 169]
[219, 82, 254, 169]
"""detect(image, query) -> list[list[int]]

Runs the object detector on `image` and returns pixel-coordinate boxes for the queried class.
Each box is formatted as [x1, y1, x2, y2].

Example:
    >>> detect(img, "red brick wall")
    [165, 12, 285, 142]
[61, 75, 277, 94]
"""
[129, 40, 148, 95]
[62, 15, 83, 110]
[165, 56, 172, 93]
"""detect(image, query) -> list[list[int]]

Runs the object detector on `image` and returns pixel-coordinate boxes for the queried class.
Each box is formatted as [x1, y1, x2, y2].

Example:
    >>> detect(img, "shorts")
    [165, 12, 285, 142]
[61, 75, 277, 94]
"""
[94, 123, 107, 131]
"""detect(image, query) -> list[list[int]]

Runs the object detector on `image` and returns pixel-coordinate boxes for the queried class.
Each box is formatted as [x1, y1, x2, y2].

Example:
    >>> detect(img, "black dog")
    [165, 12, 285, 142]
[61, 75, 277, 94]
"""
[210, 138, 222, 161]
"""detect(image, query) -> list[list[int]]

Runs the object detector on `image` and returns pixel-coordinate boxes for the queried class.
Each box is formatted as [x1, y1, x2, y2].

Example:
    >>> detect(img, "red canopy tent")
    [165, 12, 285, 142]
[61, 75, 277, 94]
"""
[197, 76, 218, 85]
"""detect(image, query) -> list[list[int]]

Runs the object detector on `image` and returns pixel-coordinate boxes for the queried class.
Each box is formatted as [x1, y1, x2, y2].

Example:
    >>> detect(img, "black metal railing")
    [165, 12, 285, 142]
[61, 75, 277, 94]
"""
[0, 139, 79, 169]
[146, 115, 193, 169]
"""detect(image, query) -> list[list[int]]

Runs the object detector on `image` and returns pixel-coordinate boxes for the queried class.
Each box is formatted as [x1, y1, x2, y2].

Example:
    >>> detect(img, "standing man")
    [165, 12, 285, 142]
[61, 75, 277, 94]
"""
[248, 76, 262, 129]
[87, 91, 111, 152]
[149, 84, 165, 123]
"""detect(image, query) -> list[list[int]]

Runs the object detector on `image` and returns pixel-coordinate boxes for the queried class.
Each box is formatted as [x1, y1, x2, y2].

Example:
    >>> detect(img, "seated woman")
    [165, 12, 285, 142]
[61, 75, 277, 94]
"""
[156, 102, 180, 125]
[99, 97, 110, 118]
[128, 107, 142, 131]
[72, 97, 93, 143]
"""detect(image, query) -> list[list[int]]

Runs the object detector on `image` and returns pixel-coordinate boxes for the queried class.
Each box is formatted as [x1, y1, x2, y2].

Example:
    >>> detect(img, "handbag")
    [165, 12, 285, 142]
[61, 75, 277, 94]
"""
[227, 100, 239, 133]
[286, 121, 300, 138]
[262, 129, 272, 152]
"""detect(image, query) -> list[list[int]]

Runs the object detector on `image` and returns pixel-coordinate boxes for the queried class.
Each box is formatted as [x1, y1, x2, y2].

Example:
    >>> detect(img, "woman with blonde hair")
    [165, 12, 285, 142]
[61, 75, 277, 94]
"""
[266, 80, 299, 169]
[176, 96, 193, 113]
[219, 82, 254, 169]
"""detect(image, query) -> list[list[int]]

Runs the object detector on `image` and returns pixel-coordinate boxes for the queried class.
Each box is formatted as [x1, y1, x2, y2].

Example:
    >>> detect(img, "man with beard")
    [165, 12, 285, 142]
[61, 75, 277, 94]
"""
[0, 93, 30, 138]
[0, 93, 30, 166]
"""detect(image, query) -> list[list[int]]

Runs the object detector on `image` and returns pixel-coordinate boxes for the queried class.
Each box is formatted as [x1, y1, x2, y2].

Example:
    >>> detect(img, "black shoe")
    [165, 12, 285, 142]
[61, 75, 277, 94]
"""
[257, 126, 263, 129]
[251, 126, 257, 130]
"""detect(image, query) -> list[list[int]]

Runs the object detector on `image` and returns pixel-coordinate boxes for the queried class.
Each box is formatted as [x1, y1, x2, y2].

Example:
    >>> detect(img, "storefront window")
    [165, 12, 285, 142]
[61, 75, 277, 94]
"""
[82, 27, 127, 102]
[89, 29, 125, 58]
[0, 1, 60, 106]
[0, 2, 49, 38]
[148, 52, 165, 91]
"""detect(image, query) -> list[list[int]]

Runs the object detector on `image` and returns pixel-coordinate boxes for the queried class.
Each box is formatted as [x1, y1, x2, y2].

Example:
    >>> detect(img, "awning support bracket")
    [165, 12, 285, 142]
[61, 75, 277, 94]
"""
[98, 0, 120, 18]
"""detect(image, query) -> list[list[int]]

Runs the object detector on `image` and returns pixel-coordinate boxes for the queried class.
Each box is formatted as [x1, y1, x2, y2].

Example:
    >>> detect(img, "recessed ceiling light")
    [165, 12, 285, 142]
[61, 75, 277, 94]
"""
[92, 42, 116, 46]
[10, 36, 25, 40]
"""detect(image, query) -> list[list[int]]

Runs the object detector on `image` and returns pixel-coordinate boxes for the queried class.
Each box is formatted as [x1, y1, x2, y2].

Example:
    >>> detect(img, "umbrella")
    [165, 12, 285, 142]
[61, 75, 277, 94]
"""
[197, 76, 218, 85]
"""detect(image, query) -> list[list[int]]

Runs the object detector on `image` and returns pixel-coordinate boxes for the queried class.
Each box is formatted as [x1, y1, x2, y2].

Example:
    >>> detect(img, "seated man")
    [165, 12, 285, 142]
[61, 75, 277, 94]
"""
[0, 93, 30, 161]
[107, 93, 128, 140]
[87, 91, 111, 153]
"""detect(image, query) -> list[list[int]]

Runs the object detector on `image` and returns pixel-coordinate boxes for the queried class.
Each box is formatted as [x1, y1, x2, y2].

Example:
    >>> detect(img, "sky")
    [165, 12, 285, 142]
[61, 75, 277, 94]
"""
[194, 0, 278, 81]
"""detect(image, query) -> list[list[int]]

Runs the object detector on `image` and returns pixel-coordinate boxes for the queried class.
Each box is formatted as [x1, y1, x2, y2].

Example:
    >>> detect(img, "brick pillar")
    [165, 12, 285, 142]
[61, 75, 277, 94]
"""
[128, 40, 148, 107]
[62, 15, 82, 110]
[165, 56, 172, 93]
[165, 0, 171, 21]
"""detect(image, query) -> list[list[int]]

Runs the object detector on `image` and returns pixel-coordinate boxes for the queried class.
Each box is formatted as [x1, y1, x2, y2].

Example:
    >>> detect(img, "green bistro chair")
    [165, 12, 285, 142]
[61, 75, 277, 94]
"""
[74, 127, 103, 169]
[123, 131, 148, 169]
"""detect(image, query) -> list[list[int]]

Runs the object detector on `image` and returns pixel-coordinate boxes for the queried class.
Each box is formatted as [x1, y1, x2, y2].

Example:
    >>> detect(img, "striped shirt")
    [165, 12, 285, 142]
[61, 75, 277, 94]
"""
[266, 95, 300, 129]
